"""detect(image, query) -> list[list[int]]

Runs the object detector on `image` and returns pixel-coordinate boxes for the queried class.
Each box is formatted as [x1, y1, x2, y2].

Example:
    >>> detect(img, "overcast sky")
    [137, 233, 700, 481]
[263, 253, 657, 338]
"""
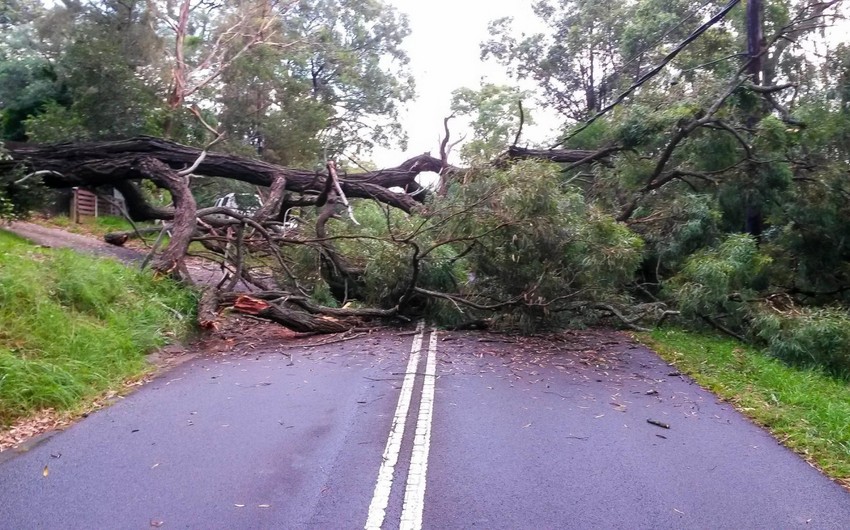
[372, 0, 551, 167]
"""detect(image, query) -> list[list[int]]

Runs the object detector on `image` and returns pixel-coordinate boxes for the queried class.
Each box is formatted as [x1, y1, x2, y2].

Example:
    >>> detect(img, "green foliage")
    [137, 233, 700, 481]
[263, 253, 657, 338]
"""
[562, 119, 613, 150]
[0, 231, 196, 425]
[0, 0, 165, 142]
[43, 33, 163, 139]
[0, 146, 52, 219]
[445, 161, 645, 330]
[614, 105, 671, 149]
[310, 282, 339, 308]
[0, 0, 411, 154]
[450, 83, 533, 163]
[277, 0, 415, 155]
[483, 0, 631, 120]
[23, 101, 90, 142]
[639, 193, 722, 270]
[666, 234, 769, 325]
[0, 57, 68, 140]
[752, 307, 850, 377]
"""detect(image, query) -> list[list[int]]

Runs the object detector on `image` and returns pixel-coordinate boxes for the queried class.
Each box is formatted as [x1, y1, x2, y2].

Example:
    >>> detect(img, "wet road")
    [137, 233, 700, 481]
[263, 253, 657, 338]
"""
[1, 325, 849, 529]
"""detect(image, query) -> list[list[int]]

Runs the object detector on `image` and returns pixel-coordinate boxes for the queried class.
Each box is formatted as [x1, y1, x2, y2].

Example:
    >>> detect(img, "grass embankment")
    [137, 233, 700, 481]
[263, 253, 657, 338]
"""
[642, 328, 850, 488]
[0, 230, 196, 426]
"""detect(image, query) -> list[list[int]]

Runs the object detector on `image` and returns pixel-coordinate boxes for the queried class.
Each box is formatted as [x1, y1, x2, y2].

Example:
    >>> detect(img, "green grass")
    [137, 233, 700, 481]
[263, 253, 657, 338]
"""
[0, 230, 196, 426]
[42, 214, 209, 253]
[641, 328, 850, 488]
[41, 214, 141, 236]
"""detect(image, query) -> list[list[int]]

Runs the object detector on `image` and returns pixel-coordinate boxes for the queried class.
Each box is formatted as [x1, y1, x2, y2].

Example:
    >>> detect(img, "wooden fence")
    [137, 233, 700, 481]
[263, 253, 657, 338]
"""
[70, 188, 124, 222]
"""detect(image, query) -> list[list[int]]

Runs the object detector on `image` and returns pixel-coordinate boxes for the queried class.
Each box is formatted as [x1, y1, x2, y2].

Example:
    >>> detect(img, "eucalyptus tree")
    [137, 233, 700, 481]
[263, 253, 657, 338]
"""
[449, 83, 533, 164]
[213, 0, 414, 164]
[279, 0, 415, 155]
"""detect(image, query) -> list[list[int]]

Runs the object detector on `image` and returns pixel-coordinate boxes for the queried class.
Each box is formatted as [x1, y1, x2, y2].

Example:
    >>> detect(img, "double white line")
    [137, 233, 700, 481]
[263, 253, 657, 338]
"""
[365, 321, 438, 530]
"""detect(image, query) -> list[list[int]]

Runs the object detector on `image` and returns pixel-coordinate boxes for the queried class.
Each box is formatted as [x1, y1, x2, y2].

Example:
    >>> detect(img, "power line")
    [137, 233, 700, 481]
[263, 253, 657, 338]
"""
[612, 0, 718, 80]
[552, 0, 742, 149]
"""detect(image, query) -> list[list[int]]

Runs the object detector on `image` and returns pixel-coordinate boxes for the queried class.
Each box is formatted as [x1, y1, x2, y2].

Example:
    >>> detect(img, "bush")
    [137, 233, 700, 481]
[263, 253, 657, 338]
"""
[665, 234, 770, 330]
[448, 161, 645, 331]
[752, 306, 850, 377]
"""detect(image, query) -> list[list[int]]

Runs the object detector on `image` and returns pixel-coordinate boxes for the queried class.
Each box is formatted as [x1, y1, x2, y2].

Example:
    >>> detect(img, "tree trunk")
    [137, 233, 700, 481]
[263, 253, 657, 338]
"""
[1, 137, 442, 215]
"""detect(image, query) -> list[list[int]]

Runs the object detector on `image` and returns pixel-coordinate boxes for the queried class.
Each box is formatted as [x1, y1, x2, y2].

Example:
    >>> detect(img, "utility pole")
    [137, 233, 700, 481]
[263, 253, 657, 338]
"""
[744, 0, 764, 237]
[746, 0, 763, 84]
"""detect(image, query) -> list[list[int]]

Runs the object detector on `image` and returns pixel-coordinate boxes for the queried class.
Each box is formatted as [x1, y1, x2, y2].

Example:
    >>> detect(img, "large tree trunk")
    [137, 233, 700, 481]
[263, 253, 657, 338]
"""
[135, 157, 198, 275]
[1, 137, 442, 214]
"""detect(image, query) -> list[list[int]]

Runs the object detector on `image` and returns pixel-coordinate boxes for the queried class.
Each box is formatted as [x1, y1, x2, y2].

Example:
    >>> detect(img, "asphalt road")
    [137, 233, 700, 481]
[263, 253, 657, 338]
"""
[1, 325, 849, 529]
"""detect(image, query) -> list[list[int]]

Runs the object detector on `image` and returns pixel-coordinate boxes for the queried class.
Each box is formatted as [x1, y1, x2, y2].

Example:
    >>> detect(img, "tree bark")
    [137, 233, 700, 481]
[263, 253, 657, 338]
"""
[197, 288, 221, 331]
[228, 295, 358, 333]
[1, 137, 441, 215]
[2, 137, 603, 218]
[134, 157, 197, 275]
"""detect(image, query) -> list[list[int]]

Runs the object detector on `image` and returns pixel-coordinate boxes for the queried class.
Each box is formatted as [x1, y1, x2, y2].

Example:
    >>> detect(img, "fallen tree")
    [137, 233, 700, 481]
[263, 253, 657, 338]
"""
[2, 136, 628, 333]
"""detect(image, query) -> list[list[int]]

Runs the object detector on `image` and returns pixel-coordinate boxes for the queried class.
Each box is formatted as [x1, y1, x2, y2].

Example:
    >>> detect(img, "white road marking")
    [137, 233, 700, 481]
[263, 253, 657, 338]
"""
[364, 321, 425, 530]
[399, 328, 438, 530]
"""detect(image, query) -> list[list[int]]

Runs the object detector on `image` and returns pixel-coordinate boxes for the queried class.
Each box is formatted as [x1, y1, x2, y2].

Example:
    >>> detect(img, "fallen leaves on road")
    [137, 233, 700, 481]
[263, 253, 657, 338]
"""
[0, 408, 72, 452]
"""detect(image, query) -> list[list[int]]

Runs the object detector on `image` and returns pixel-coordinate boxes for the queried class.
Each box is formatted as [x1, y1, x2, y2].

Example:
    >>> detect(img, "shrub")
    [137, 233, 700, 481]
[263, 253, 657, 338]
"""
[752, 306, 850, 377]
[665, 234, 770, 330]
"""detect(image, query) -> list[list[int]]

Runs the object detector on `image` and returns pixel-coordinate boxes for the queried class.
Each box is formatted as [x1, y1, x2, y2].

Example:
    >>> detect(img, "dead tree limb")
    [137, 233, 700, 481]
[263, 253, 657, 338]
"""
[227, 295, 359, 333]
[512, 99, 525, 147]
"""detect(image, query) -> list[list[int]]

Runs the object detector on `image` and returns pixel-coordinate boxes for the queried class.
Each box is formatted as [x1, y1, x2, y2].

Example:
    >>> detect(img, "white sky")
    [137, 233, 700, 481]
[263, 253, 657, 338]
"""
[372, 0, 553, 167]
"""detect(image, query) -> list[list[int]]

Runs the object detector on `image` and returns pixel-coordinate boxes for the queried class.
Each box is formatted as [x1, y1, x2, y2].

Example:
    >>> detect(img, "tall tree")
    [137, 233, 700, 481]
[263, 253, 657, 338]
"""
[282, 0, 415, 154]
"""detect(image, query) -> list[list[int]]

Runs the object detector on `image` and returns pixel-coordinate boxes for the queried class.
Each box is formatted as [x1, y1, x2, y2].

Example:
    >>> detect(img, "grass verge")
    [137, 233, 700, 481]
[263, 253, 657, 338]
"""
[0, 230, 196, 427]
[37, 214, 208, 254]
[36, 214, 143, 238]
[640, 328, 850, 489]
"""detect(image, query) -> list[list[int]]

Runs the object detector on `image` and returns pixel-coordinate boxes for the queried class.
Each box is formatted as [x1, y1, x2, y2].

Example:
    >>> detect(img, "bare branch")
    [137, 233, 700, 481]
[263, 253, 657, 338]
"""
[512, 99, 525, 147]
[327, 161, 359, 225]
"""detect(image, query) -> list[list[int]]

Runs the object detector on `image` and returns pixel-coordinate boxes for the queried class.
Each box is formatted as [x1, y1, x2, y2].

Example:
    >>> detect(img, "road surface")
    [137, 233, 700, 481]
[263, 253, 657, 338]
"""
[1, 324, 848, 529]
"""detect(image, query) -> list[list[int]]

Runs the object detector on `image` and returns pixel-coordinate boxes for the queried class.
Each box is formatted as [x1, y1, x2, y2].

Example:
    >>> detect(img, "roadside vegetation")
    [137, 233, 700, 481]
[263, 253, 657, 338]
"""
[643, 328, 850, 489]
[0, 231, 196, 426]
[35, 214, 141, 238]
